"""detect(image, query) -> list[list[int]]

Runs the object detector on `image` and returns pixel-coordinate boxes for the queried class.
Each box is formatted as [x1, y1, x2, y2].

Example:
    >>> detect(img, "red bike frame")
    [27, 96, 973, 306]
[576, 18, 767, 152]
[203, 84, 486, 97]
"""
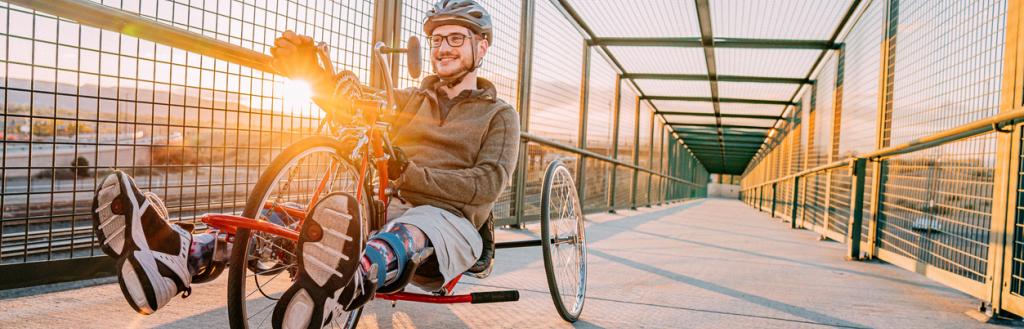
[204, 212, 481, 304]
[200, 40, 521, 307]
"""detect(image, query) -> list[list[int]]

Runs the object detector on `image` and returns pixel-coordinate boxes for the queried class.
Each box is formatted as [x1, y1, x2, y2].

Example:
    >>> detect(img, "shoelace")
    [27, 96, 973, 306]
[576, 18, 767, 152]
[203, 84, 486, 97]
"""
[324, 264, 374, 319]
[354, 264, 373, 296]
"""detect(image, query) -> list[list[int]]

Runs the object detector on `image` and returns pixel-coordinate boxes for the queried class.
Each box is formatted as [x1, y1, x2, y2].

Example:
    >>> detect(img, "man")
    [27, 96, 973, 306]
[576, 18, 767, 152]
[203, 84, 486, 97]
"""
[90, 1, 519, 328]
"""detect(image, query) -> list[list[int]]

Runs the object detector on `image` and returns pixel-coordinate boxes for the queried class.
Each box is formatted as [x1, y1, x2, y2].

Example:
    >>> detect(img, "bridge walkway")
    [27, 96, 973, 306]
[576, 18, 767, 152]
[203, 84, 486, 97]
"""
[0, 199, 994, 328]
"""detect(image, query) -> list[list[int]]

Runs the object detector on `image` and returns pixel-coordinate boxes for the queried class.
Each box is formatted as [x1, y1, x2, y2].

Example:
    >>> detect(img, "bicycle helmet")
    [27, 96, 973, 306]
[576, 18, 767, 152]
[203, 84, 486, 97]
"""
[424, 0, 493, 45]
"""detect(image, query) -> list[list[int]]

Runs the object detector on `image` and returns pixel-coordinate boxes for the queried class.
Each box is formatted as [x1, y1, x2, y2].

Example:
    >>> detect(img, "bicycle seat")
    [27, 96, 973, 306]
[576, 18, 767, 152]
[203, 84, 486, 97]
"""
[466, 216, 494, 279]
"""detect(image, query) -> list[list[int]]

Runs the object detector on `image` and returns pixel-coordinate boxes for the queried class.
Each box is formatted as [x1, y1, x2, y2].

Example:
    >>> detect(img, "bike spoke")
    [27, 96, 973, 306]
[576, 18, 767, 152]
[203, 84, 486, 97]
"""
[252, 234, 298, 258]
[248, 298, 278, 321]
[544, 166, 585, 315]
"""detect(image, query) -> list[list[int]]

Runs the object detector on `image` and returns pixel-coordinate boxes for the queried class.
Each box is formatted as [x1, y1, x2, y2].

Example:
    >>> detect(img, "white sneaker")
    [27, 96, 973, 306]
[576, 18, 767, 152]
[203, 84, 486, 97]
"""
[92, 171, 192, 315]
[272, 192, 364, 329]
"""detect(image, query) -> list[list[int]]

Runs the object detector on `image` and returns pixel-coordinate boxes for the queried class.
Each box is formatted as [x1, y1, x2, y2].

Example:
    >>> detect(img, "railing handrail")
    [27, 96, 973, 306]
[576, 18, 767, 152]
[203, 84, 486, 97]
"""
[521, 132, 701, 187]
[742, 109, 1024, 190]
[12, 0, 702, 188]
[9, 0, 277, 73]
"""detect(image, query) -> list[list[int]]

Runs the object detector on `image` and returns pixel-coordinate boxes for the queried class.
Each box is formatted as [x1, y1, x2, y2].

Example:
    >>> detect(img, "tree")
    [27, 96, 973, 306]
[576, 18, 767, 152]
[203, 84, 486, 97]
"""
[71, 156, 91, 177]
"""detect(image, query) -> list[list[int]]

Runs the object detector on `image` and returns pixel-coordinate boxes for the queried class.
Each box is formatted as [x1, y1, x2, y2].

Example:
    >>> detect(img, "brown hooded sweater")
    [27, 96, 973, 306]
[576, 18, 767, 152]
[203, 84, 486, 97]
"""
[390, 75, 520, 229]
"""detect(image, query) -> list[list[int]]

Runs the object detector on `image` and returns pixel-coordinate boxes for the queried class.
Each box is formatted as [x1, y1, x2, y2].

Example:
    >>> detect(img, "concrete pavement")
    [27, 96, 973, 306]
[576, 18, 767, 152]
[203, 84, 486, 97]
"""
[0, 198, 1001, 328]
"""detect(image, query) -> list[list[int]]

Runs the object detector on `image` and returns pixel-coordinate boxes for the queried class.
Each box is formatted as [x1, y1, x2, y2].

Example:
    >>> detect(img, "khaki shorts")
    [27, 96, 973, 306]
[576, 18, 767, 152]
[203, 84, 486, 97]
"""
[385, 199, 482, 291]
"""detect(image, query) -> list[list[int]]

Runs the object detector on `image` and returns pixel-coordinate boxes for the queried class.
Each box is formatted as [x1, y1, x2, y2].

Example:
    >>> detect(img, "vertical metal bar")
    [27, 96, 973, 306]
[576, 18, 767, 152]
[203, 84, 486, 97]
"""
[801, 175, 810, 228]
[792, 176, 801, 229]
[847, 158, 866, 260]
[995, 126, 1022, 315]
[389, 0, 404, 84]
[758, 185, 764, 211]
[868, 0, 900, 259]
[648, 110, 656, 207]
[771, 182, 777, 218]
[607, 74, 623, 212]
[822, 43, 845, 239]
[512, 0, 536, 228]
[576, 41, 591, 205]
[631, 96, 641, 210]
[663, 138, 671, 199]
[991, 0, 1024, 316]
[371, 0, 400, 89]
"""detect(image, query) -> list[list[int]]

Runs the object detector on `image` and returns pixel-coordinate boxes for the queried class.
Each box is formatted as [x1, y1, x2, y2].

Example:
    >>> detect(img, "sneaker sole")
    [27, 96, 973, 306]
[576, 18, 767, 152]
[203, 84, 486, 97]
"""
[272, 193, 363, 329]
[97, 171, 185, 314]
[92, 172, 141, 258]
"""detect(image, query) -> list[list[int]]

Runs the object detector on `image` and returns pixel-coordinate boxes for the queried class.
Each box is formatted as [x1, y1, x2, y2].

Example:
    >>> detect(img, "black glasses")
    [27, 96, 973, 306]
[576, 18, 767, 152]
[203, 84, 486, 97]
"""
[429, 33, 470, 48]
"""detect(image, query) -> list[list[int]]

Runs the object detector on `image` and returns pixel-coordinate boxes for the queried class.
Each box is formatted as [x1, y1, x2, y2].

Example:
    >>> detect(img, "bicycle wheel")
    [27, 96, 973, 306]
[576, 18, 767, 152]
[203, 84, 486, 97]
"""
[227, 136, 366, 329]
[540, 159, 588, 322]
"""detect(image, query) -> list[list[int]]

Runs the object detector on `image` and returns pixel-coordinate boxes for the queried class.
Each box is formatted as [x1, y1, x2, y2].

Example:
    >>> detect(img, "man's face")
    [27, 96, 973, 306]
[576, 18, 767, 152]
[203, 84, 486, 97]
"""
[430, 25, 487, 78]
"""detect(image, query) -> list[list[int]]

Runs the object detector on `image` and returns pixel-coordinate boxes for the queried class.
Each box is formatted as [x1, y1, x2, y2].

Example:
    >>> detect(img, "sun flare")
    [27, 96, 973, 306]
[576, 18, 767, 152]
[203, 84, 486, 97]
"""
[281, 79, 313, 108]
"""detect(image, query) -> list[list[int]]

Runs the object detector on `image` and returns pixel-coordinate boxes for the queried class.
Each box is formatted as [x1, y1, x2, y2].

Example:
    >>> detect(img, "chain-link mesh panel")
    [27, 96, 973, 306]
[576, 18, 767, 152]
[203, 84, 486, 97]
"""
[587, 49, 616, 157]
[583, 157, 611, 211]
[582, 48, 617, 211]
[837, 0, 885, 242]
[615, 82, 638, 208]
[528, 0, 582, 145]
[801, 64, 834, 231]
[636, 102, 652, 205]
[1, 1, 374, 264]
[877, 0, 1005, 283]
[878, 136, 995, 283]
[521, 144, 578, 220]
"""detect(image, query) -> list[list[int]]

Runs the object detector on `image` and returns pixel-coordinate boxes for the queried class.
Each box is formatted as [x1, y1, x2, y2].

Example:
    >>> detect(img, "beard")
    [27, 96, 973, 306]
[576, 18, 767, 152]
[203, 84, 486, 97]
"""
[432, 51, 474, 78]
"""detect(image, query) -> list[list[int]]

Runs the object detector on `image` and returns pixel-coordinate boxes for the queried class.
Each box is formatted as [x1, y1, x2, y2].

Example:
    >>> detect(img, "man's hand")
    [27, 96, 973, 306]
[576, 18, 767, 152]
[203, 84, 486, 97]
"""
[388, 146, 410, 180]
[270, 30, 334, 93]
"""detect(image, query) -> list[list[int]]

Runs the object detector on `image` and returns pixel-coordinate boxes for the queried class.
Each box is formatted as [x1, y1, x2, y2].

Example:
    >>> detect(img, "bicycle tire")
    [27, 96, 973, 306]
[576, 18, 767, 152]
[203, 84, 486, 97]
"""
[540, 159, 588, 322]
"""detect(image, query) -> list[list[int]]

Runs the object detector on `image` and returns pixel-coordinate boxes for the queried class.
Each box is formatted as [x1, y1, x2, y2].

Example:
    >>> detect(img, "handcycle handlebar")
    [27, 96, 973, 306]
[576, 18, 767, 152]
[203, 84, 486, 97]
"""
[316, 36, 420, 130]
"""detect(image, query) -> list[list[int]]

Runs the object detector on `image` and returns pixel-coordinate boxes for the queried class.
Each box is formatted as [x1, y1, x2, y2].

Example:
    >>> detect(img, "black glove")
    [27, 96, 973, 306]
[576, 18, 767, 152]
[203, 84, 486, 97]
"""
[388, 146, 410, 180]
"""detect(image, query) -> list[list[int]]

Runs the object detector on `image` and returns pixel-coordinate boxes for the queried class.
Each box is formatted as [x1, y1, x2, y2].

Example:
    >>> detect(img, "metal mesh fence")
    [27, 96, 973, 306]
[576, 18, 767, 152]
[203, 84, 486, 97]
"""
[527, 0, 582, 146]
[803, 75, 832, 230]
[741, 0, 1007, 289]
[776, 121, 796, 217]
[583, 48, 616, 211]
[1, 0, 374, 264]
[614, 82, 638, 208]
[876, 0, 1005, 284]
[636, 102, 652, 205]
[835, 0, 884, 242]
[0, 0, 710, 277]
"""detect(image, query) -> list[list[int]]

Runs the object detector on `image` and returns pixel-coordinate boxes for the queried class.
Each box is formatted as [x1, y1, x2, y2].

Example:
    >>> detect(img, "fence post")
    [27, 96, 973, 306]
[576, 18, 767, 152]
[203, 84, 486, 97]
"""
[846, 158, 866, 260]
[988, 0, 1024, 316]
[791, 176, 800, 229]
[607, 74, 623, 212]
[758, 186, 764, 211]
[771, 182, 777, 218]
[370, 0, 400, 89]
[631, 96, 641, 210]
[511, 0, 536, 228]
[576, 40, 591, 205]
